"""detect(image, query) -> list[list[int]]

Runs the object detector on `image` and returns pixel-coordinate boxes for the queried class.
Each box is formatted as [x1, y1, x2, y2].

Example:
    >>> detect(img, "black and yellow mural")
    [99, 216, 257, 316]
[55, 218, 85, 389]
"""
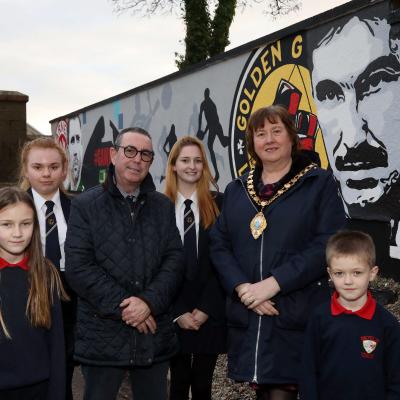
[51, 0, 400, 278]
[230, 34, 326, 177]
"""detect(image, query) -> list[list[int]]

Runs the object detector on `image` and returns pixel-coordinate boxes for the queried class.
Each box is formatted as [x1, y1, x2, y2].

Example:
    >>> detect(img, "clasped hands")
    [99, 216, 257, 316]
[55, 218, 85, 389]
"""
[120, 296, 156, 334]
[176, 309, 209, 331]
[236, 277, 280, 316]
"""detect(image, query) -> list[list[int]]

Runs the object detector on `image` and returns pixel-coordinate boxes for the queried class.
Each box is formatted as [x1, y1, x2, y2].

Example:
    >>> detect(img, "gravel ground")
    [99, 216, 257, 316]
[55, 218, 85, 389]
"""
[72, 355, 254, 400]
[72, 276, 400, 400]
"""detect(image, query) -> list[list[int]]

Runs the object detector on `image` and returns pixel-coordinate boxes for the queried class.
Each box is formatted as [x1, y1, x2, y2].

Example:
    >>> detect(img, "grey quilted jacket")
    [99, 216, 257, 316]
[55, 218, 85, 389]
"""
[65, 165, 184, 367]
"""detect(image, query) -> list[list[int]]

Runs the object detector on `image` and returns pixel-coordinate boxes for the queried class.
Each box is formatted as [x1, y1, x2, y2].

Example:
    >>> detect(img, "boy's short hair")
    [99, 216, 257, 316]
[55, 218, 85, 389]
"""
[326, 230, 376, 268]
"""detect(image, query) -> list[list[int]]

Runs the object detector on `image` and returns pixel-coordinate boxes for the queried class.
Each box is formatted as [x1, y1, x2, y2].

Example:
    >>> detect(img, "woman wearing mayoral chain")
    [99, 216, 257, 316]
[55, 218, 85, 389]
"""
[210, 105, 345, 400]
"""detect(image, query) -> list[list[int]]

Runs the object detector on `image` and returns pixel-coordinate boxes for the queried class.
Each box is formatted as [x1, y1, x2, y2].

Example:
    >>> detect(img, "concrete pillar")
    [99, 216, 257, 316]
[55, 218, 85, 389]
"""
[0, 91, 29, 185]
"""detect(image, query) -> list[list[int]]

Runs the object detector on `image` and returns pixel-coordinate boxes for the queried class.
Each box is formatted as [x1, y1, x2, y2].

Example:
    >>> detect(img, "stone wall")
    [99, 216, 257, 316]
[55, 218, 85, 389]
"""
[0, 91, 28, 185]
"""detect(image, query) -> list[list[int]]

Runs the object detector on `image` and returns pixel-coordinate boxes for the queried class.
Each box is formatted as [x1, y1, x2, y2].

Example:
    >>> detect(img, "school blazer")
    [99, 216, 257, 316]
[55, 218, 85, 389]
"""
[172, 192, 227, 354]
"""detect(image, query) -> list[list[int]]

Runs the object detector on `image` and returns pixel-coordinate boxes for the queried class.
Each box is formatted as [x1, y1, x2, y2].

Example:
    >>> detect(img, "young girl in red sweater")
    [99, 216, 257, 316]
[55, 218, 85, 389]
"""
[0, 187, 67, 400]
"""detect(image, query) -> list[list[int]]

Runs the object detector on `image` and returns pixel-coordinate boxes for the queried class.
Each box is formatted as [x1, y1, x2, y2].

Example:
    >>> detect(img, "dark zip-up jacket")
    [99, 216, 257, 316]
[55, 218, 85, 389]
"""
[210, 160, 346, 384]
[65, 166, 184, 366]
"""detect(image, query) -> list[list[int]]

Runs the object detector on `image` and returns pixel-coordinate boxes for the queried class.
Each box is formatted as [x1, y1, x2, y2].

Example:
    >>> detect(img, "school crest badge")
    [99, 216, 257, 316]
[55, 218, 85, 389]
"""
[361, 336, 379, 359]
[362, 339, 377, 354]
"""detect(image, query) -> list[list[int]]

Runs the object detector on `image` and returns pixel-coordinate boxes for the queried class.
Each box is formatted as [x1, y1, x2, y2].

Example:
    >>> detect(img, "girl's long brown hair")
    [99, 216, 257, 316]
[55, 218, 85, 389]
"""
[164, 136, 220, 229]
[0, 187, 67, 338]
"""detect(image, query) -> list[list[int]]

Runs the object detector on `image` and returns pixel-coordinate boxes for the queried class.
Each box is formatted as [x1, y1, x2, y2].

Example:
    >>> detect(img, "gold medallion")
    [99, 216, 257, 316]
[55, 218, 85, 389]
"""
[246, 163, 317, 240]
[250, 211, 267, 239]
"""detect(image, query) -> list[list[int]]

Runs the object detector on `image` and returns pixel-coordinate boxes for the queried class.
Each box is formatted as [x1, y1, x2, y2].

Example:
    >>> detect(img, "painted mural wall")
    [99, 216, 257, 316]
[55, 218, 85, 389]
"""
[51, 0, 400, 278]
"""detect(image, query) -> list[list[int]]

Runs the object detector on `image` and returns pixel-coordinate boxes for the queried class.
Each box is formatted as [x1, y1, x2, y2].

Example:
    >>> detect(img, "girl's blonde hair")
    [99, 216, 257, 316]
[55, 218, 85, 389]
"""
[164, 136, 220, 229]
[19, 137, 68, 191]
[0, 187, 68, 339]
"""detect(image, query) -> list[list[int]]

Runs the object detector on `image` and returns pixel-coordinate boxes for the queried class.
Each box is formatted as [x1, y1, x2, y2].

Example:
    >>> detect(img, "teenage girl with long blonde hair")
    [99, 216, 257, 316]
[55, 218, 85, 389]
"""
[0, 187, 67, 400]
[165, 136, 226, 400]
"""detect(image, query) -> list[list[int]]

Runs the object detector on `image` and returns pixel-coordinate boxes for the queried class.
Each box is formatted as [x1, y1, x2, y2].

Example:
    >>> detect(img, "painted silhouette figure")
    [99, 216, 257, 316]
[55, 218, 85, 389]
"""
[163, 124, 178, 160]
[131, 92, 160, 131]
[188, 103, 199, 135]
[81, 117, 119, 188]
[159, 124, 178, 183]
[197, 88, 229, 182]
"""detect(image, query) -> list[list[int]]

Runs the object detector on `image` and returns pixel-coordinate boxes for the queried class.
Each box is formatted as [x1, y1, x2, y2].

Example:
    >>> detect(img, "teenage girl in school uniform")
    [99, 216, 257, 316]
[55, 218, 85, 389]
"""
[19, 137, 76, 400]
[165, 136, 226, 400]
[0, 187, 67, 400]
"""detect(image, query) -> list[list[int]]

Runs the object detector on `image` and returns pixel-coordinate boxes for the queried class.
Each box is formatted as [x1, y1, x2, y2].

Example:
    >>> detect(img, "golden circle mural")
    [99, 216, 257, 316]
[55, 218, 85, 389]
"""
[229, 35, 328, 177]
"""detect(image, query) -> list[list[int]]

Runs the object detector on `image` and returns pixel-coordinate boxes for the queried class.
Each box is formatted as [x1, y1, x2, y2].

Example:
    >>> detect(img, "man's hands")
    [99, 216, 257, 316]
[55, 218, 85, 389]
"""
[120, 296, 157, 334]
[236, 277, 281, 316]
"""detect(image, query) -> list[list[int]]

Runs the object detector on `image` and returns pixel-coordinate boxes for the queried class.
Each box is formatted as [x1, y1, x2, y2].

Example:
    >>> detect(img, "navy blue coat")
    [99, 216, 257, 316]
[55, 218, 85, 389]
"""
[210, 163, 346, 385]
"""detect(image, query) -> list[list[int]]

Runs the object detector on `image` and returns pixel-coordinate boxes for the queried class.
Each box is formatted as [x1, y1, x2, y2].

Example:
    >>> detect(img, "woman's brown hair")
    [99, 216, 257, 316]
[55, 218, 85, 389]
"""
[19, 137, 68, 191]
[0, 187, 68, 338]
[246, 105, 300, 167]
[164, 136, 220, 229]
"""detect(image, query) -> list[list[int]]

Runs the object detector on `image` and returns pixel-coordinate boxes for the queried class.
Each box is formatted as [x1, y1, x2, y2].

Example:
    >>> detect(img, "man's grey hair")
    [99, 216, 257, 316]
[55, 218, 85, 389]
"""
[114, 127, 152, 147]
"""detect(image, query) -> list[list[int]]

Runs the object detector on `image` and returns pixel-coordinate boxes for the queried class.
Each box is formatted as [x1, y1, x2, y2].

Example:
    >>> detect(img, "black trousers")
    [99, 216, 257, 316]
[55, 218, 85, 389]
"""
[81, 361, 169, 400]
[169, 353, 218, 400]
[0, 380, 48, 400]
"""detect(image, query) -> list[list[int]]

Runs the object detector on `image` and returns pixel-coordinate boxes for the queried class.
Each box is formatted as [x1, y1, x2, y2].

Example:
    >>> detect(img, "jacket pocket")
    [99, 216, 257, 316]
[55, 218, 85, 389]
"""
[275, 279, 329, 330]
[225, 295, 249, 327]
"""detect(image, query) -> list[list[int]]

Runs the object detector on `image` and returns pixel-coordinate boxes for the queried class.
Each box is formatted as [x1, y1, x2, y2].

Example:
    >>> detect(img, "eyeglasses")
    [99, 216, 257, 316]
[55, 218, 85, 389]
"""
[115, 145, 154, 162]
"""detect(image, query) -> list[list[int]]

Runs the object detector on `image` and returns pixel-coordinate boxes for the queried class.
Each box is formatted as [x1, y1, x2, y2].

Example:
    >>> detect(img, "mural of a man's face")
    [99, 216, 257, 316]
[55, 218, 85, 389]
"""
[68, 117, 83, 191]
[312, 16, 400, 217]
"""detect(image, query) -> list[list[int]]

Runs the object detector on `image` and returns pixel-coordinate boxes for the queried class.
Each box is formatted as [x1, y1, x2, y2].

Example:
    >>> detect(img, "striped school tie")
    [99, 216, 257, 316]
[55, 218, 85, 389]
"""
[183, 199, 198, 279]
[45, 200, 61, 269]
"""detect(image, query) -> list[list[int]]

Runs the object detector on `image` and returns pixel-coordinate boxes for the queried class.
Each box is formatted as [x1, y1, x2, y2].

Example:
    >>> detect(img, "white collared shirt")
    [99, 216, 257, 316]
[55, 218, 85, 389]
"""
[175, 191, 200, 250]
[31, 188, 67, 271]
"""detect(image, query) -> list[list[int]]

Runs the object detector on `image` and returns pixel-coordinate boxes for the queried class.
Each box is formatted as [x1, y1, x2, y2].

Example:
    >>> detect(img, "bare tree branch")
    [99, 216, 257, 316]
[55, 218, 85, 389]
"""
[109, 0, 302, 68]
[266, 0, 302, 17]
[110, 0, 180, 16]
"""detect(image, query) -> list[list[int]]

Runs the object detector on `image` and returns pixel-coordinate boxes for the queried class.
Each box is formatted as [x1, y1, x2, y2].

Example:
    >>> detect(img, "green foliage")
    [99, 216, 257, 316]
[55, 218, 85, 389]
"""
[209, 0, 237, 57]
[176, 0, 237, 68]
[111, 0, 301, 70]
[177, 0, 211, 68]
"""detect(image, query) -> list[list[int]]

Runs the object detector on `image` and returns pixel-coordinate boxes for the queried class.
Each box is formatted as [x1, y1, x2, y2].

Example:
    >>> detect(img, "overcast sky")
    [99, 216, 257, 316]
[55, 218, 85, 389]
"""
[1, 0, 350, 134]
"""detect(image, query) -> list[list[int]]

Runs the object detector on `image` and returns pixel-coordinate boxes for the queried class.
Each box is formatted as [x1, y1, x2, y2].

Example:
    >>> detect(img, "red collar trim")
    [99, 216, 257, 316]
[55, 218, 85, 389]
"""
[0, 256, 30, 271]
[331, 291, 376, 320]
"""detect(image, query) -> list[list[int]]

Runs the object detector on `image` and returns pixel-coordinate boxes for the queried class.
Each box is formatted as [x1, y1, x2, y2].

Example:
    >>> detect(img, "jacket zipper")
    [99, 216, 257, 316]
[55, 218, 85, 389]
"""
[126, 197, 142, 365]
[131, 331, 137, 365]
[239, 179, 263, 384]
[252, 234, 264, 383]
